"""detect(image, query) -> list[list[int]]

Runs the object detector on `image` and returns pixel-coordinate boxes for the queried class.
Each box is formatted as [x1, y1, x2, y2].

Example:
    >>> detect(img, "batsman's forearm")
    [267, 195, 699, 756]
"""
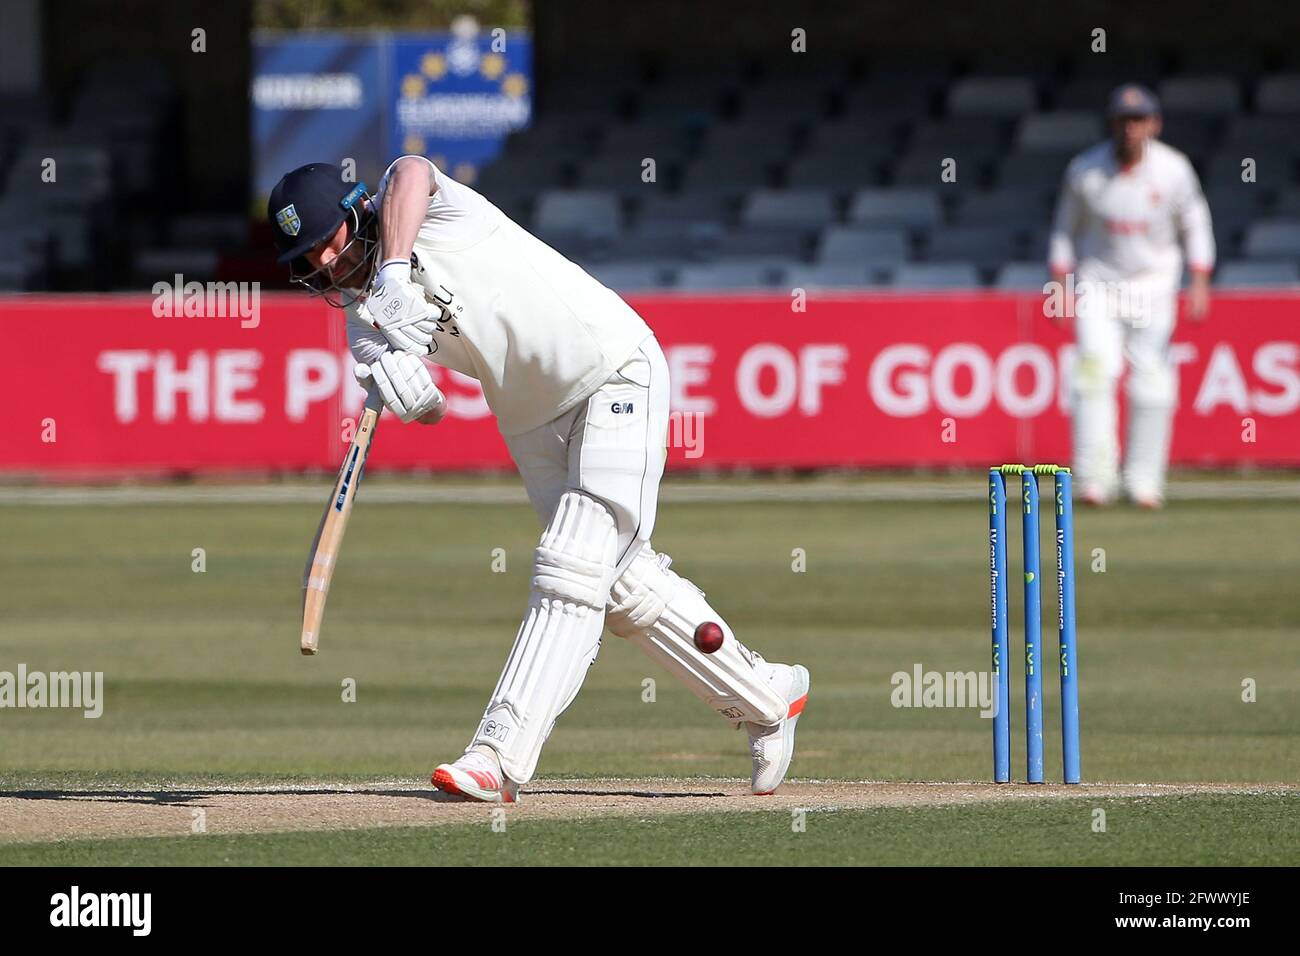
[380, 158, 435, 265]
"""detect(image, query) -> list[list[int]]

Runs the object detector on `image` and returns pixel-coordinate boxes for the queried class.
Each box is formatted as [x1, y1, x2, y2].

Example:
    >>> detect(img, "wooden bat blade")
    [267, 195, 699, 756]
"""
[300, 394, 382, 655]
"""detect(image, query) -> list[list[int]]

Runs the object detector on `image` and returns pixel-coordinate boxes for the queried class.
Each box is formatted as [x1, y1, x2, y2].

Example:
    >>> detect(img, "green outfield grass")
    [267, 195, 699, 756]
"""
[2, 794, 1296, 866]
[1, 481, 1298, 864]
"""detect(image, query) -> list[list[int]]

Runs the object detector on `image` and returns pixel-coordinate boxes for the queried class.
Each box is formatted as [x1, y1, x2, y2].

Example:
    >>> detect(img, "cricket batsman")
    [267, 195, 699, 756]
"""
[1048, 83, 1215, 507]
[267, 157, 809, 802]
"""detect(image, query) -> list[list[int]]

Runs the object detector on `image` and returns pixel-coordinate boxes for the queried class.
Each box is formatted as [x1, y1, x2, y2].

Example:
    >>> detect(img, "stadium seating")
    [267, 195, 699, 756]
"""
[583, 261, 674, 291]
[947, 77, 1039, 117]
[13, 50, 1300, 293]
[1, 58, 178, 290]
[479, 46, 1300, 295]
[1255, 74, 1300, 113]
[1242, 220, 1300, 258]
[995, 262, 1052, 291]
[816, 226, 909, 265]
[741, 189, 839, 228]
[847, 189, 942, 230]
[925, 225, 1024, 271]
[675, 259, 788, 290]
[1015, 112, 1103, 153]
[890, 262, 982, 289]
[1158, 76, 1242, 116]
[787, 262, 885, 289]
[1215, 260, 1300, 286]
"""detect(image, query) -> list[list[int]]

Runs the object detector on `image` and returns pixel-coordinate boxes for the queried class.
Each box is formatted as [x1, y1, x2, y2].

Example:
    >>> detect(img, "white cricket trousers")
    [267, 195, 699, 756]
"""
[506, 335, 669, 570]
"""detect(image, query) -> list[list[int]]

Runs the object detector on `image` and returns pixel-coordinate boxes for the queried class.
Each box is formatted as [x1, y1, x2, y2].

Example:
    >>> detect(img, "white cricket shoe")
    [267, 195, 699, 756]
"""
[431, 749, 519, 804]
[746, 663, 810, 795]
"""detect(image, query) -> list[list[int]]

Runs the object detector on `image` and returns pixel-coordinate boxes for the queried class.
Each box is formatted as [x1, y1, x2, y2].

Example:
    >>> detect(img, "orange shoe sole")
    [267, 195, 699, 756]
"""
[430, 767, 463, 795]
[430, 766, 517, 803]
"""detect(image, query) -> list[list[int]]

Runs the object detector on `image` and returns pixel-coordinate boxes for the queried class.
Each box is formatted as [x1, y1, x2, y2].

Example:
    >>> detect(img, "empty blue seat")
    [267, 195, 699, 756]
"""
[786, 263, 881, 289]
[739, 81, 833, 119]
[680, 152, 776, 190]
[1215, 260, 1300, 286]
[1221, 116, 1297, 150]
[710, 225, 812, 260]
[1158, 76, 1243, 116]
[890, 146, 989, 187]
[1015, 112, 1103, 153]
[947, 77, 1038, 117]
[1255, 74, 1300, 114]
[533, 190, 623, 236]
[816, 225, 909, 264]
[925, 226, 1023, 269]
[503, 118, 601, 157]
[1271, 188, 1300, 216]
[584, 261, 674, 291]
[477, 154, 566, 193]
[673, 259, 787, 290]
[1242, 220, 1300, 257]
[840, 80, 936, 122]
[577, 155, 666, 195]
[848, 189, 942, 230]
[741, 189, 838, 227]
[635, 79, 729, 124]
[891, 262, 982, 289]
[599, 120, 692, 158]
[1204, 149, 1291, 186]
[908, 118, 1010, 158]
[1051, 76, 1119, 111]
[607, 224, 706, 261]
[1159, 116, 1221, 158]
[995, 152, 1071, 190]
[703, 121, 795, 158]
[995, 262, 1052, 291]
[785, 152, 885, 190]
[636, 190, 735, 226]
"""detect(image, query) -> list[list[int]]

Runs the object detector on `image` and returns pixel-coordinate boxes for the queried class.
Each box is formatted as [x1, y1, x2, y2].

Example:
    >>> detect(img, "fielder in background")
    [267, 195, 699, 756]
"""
[267, 157, 809, 803]
[1048, 83, 1215, 508]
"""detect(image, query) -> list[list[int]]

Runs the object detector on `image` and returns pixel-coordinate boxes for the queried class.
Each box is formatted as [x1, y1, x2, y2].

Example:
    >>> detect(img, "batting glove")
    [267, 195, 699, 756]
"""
[354, 353, 446, 425]
[360, 274, 437, 355]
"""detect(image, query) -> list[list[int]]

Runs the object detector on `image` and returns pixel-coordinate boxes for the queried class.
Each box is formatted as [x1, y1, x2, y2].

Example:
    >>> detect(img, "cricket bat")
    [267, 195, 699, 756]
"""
[300, 388, 385, 655]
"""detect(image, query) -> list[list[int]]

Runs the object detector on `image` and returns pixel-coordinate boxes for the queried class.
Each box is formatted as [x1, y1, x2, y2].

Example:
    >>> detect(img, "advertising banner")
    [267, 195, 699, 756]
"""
[252, 28, 532, 206]
[4, 293, 1297, 475]
[251, 33, 386, 202]
[388, 30, 531, 181]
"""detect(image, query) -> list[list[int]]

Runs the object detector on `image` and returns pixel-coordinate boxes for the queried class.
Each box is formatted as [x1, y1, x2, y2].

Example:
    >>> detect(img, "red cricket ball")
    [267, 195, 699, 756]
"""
[693, 621, 724, 654]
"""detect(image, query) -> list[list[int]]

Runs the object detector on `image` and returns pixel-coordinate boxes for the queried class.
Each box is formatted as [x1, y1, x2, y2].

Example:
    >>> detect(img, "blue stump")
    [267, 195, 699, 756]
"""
[1055, 471, 1081, 784]
[1022, 472, 1044, 783]
[989, 470, 1010, 783]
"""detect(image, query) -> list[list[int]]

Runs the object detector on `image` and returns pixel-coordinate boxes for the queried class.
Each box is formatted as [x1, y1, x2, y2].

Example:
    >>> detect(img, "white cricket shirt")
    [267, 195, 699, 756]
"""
[1048, 139, 1215, 285]
[345, 156, 652, 435]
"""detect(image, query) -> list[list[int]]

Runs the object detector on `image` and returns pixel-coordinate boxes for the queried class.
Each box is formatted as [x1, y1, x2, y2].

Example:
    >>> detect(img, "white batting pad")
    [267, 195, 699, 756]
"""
[471, 492, 618, 783]
[606, 544, 787, 726]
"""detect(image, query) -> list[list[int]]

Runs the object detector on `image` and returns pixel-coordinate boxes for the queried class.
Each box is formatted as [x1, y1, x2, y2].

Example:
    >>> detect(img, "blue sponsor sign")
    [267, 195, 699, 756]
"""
[252, 33, 385, 203]
[252, 30, 532, 206]
[388, 31, 532, 182]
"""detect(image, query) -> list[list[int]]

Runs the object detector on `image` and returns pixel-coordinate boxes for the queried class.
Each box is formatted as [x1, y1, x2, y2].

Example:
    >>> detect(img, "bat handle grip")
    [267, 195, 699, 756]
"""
[362, 385, 384, 413]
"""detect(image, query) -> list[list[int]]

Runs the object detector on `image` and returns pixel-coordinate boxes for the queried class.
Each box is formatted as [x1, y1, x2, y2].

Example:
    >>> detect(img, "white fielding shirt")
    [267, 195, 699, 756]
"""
[1048, 139, 1215, 286]
[345, 156, 652, 436]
